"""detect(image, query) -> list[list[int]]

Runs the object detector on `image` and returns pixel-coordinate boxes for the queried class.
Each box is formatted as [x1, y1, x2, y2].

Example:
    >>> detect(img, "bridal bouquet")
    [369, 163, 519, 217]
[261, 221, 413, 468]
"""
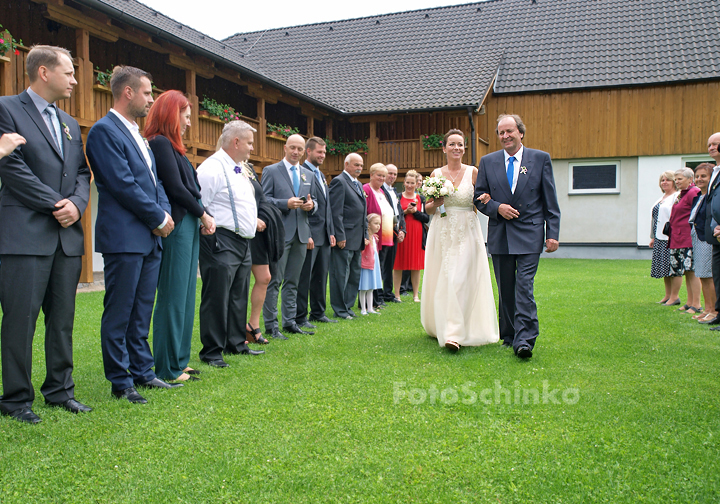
[420, 175, 455, 217]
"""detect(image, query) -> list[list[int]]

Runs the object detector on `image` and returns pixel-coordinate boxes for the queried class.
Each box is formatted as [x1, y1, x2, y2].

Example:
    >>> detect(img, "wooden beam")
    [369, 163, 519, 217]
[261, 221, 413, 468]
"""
[167, 53, 214, 79]
[256, 97, 266, 159]
[38, 2, 120, 42]
[186, 69, 200, 145]
[348, 114, 398, 123]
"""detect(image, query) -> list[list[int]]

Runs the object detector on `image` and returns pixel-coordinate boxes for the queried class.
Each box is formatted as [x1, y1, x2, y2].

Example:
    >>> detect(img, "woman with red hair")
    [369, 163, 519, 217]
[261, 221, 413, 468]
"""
[145, 90, 216, 382]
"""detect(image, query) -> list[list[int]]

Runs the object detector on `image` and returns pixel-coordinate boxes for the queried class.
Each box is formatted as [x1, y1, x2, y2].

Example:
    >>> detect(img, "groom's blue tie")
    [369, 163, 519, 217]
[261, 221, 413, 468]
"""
[507, 156, 515, 192]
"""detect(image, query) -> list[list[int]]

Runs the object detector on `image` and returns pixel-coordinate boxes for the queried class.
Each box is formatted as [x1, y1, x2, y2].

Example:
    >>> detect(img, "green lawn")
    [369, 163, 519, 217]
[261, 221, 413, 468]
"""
[0, 259, 718, 503]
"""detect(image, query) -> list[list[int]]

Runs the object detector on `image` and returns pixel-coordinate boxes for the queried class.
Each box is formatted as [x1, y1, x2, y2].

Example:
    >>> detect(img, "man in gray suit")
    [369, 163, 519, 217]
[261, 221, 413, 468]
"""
[329, 153, 368, 320]
[0, 46, 92, 423]
[475, 114, 561, 359]
[262, 134, 317, 338]
[296, 137, 337, 327]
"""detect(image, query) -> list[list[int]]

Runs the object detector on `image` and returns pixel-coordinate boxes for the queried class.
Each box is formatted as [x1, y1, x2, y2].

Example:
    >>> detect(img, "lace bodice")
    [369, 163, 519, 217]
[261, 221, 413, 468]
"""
[434, 166, 474, 209]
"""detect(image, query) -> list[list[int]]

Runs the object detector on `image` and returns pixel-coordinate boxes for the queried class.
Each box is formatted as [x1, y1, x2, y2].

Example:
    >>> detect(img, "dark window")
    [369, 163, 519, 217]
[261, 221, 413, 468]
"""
[572, 165, 617, 190]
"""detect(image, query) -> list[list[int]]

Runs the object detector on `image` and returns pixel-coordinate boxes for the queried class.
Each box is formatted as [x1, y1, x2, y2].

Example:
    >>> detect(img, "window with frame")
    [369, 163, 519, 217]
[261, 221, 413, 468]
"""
[569, 161, 620, 194]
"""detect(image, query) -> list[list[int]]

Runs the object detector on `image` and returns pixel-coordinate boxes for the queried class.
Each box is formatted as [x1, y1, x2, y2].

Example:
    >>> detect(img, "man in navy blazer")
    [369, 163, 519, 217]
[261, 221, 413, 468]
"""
[296, 137, 337, 326]
[329, 153, 369, 319]
[262, 134, 317, 338]
[475, 114, 561, 359]
[0, 46, 91, 423]
[86, 66, 180, 404]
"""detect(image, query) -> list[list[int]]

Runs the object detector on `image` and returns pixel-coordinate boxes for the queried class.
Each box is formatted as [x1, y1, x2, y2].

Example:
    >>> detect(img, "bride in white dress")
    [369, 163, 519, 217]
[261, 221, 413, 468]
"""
[421, 130, 499, 352]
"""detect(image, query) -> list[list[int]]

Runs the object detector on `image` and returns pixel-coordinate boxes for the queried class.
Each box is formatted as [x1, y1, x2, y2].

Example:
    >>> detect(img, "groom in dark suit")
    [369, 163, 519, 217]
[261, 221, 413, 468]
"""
[86, 66, 180, 404]
[0, 46, 92, 423]
[475, 114, 561, 359]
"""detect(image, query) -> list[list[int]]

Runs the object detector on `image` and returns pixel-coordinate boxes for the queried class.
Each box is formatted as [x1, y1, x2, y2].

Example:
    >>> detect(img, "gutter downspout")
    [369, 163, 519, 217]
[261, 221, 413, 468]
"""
[467, 107, 476, 166]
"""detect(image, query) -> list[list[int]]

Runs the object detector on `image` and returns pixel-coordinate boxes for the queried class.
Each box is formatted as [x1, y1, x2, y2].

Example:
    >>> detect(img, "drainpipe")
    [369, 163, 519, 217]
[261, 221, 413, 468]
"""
[467, 107, 476, 166]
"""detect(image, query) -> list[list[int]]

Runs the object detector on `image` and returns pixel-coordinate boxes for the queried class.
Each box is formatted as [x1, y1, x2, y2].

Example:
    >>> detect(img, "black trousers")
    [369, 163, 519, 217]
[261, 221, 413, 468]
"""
[379, 242, 397, 301]
[712, 244, 720, 312]
[297, 242, 331, 322]
[0, 247, 81, 412]
[199, 229, 251, 362]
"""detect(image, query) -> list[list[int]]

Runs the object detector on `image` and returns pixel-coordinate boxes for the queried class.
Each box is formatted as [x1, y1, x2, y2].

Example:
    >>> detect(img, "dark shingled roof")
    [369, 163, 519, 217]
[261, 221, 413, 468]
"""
[224, 0, 720, 112]
[86, 0, 720, 114]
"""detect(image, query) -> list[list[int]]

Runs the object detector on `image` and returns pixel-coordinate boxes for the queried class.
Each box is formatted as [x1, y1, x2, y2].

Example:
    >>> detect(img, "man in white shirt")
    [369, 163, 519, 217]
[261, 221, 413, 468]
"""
[379, 164, 405, 304]
[86, 66, 179, 404]
[196, 121, 264, 367]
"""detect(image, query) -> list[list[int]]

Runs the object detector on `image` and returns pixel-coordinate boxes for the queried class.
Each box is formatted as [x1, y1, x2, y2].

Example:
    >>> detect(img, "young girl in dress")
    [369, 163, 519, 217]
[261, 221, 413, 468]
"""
[359, 213, 383, 315]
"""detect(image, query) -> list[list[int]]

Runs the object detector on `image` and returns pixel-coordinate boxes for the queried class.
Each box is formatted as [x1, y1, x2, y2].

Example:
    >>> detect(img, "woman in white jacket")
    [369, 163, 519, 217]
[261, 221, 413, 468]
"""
[650, 170, 678, 303]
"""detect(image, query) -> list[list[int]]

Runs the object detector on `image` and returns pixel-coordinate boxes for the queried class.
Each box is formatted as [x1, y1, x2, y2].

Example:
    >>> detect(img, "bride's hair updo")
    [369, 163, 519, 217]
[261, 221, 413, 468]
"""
[443, 129, 465, 146]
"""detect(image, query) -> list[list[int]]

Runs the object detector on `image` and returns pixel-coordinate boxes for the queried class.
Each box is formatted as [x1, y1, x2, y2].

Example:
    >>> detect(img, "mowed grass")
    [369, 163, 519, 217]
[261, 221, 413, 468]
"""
[0, 259, 718, 503]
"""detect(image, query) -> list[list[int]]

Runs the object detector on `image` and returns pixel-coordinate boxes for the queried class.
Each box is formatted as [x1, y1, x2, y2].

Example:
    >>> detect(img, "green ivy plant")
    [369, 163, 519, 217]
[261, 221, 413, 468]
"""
[95, 66, 114, 87]
[325, 138, 369, 156]
[267, 123, 299, 137]
[200, 96, 242, 122]
[0, 25, 22, 58]
[421, 134, 444, 150]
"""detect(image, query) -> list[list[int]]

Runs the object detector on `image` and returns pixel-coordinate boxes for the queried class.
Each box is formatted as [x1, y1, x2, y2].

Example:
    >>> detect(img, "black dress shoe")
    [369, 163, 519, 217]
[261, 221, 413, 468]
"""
[283, 323, 314, 335]
[202, 359, 229, 368]
[112, 387, 148, 404]
[267, 328, 288, 340]
[2, 407, 41, 424]
[310, 315, 338, 323]
[710, 325, 720, 331]
[298, 320, 317, 329]
[46, 398, 92, 413]
[136, 377, 183, 389]
[516, 346, 533, 359]
[387, 297, 401, 303]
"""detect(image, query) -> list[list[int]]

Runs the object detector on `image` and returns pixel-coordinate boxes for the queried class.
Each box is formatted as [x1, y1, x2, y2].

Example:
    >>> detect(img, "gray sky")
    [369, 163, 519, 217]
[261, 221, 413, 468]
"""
[138, 0, 474, 39]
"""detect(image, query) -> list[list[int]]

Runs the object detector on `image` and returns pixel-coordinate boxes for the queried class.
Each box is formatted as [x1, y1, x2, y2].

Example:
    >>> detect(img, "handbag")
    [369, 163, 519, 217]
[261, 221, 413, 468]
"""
[663, 221, 671, 236]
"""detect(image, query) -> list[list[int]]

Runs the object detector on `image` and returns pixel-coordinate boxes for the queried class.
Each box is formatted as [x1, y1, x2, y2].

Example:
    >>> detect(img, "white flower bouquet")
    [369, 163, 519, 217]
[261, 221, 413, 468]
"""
[420, 175, 455, 217]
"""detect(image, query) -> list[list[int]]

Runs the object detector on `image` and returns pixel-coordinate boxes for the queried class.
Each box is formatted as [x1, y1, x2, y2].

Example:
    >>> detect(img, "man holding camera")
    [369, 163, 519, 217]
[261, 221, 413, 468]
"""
[261, 134, 318, 338]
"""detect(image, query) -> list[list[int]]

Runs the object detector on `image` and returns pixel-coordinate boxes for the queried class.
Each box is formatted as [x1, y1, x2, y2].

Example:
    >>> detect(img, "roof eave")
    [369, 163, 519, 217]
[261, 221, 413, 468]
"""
[74, 0, 346, 115]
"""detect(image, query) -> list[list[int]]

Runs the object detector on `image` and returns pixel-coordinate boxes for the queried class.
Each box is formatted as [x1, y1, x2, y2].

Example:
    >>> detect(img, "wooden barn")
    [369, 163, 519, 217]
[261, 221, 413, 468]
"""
[1, 0, 718, 277]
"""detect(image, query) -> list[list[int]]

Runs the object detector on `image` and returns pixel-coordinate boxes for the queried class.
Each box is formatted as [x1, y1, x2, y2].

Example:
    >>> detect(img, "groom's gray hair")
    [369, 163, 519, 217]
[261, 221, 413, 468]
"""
[496, 114, 526, 136]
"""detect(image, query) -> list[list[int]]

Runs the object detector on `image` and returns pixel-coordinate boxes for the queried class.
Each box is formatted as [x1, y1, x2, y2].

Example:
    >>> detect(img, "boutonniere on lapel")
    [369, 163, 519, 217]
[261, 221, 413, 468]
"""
[143, 137, 150, 150]
[61, 122, 72, 141]
[301, 173, 307, 182]
[520, 166, 528, 175]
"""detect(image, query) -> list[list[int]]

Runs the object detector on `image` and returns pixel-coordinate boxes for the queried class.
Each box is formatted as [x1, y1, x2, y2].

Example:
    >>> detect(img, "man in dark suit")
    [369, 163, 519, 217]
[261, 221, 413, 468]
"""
[196, 120, 264, 367]
[86, 66, 181, 404]
[262, 134, 317, 338]
[475, 114, 561, 359]
[296, 137, 337, 326]
[380, 164, 405, 303]
[0, 45, 92, 423]
[329, 153, 368, 320]
[703, 132, 720, 329]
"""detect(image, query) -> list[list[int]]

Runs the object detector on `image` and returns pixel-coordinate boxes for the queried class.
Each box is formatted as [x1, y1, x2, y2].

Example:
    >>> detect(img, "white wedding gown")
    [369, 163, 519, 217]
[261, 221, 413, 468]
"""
[421, 167, 499, 347]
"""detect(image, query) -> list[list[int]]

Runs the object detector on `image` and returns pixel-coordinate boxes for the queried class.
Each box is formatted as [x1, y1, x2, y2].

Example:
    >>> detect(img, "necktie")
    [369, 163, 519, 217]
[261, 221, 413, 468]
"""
[353, 179, 363, 196]
[314, 168, 325, 194]
[291, 165, 300, 196]
[45, 105, 64, 157]
[507, 156, 515, 192]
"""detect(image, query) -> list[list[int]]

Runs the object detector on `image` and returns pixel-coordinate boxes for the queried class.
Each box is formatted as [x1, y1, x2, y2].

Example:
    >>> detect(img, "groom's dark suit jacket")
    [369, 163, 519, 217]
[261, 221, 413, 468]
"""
[475, 147, 560, 254]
